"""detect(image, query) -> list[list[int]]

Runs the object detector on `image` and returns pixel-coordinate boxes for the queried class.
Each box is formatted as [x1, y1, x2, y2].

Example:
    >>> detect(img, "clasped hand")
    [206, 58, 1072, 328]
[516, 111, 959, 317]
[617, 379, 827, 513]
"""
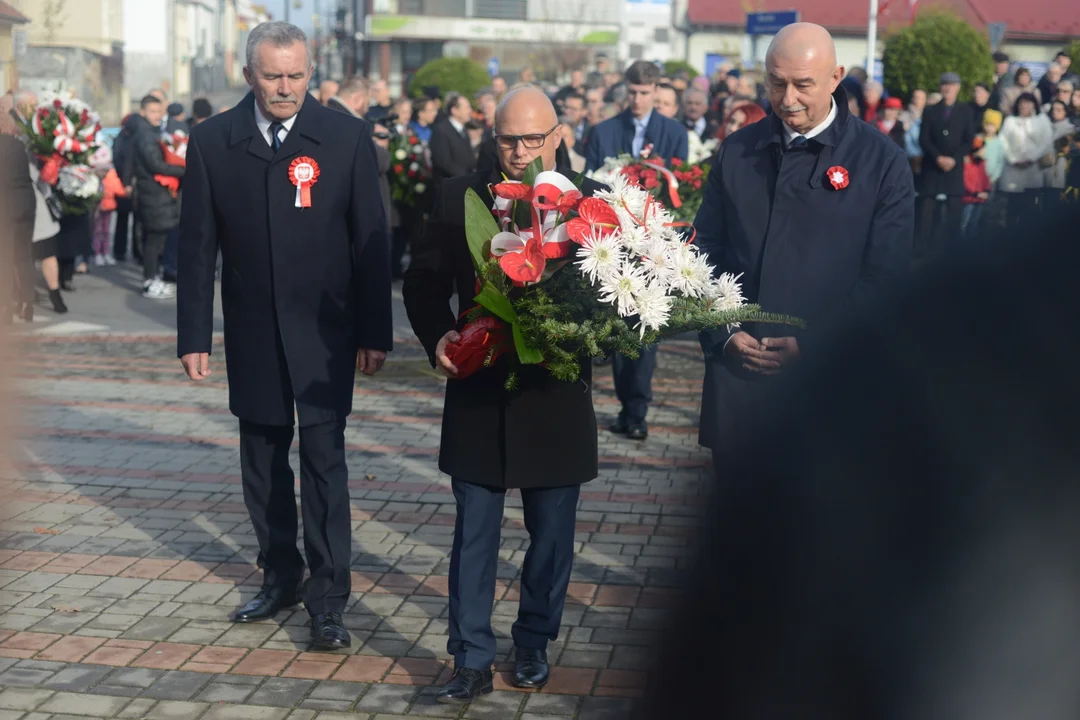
[724, 332, 800, 376]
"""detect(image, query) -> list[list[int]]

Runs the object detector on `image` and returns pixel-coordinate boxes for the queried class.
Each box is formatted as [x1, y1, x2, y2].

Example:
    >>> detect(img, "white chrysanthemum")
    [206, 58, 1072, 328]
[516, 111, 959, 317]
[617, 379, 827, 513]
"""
[395, 149, 407, 160]
[598, 261, 647, 317]
[595, 172, 649, 218]
[576, 231, 625, 284]
[620, 223, 652, 256]
[639, 237, 676, 285]
[586, 156, 632, 186]
[633, 281, 673, 336]
[414, 182, 426, 194]
[706, 271, 746, 311]
[57, 165, 100, 198]
[668, 245, 712, 298]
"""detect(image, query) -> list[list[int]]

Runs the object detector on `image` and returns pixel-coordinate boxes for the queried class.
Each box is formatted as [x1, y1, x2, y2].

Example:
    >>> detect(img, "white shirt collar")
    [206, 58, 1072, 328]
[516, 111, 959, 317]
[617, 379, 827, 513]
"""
[254, 101, 298, 142]
[633, 111, 652, 129]
[692, 116, 707, 135]
[449, 117, 465, 134]
[783, 98, 837, 146]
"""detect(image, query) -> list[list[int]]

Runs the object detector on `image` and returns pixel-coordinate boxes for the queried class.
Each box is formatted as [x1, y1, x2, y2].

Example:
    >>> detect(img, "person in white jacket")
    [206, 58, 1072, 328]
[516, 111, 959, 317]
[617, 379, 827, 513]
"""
[999, 91, 1053, 231]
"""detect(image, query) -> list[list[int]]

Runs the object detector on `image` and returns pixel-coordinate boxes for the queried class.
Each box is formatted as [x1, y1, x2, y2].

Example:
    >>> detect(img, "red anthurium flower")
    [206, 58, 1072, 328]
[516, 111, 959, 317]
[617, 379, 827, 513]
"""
[827, 166, 850, 190]
[499, 237, 546, 284]
[445, 316, 508, 379]
[565, 197, 621, 245]
[491, 182, 533, 201]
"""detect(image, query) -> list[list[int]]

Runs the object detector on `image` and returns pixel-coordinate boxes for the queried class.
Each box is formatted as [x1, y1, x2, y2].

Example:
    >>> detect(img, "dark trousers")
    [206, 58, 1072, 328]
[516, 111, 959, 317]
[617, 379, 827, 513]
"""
[612, 345, 658, 424]
[391, 224, 409, 278]
[113, 198, 132, 260]
[239, 418, 352, 615]
[142, 232, 168, 282]
[163, 227, 179, 281]
[448, 479, 580, 670]
[916, 195, 963, 260]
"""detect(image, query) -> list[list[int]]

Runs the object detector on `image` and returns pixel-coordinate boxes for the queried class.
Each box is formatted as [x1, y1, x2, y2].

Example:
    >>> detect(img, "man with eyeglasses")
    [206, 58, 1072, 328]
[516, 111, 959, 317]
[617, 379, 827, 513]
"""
[403, 87, 606, 705]
[585, 60, 689, 441]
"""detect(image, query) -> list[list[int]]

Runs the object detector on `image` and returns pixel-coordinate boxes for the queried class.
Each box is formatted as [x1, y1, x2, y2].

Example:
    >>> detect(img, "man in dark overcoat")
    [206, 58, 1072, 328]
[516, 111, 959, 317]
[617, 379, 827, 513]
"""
[917, 72, 975, 261]
[176, 21, 392, 651]
[694, 23, 914, 468]
[585, 60, 689, 440]
[403, 87, 600, 704]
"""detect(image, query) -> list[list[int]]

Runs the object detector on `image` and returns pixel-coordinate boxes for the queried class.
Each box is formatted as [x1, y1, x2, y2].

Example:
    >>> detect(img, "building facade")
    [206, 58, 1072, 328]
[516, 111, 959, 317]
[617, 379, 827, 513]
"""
[0, 1, 29, 95]
[362, 0, 623, 94]
[8, 0, 126, 122]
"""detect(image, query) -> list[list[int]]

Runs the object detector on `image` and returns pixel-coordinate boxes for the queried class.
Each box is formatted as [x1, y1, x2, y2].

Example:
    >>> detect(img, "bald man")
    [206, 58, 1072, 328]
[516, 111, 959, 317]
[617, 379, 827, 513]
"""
[693, 23, 914, 466]
[403, 87, 606, 704]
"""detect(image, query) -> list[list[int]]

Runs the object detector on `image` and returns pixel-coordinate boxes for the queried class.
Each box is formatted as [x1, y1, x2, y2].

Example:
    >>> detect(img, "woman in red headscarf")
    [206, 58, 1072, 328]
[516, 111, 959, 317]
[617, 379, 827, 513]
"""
[717, 102, 768, 141]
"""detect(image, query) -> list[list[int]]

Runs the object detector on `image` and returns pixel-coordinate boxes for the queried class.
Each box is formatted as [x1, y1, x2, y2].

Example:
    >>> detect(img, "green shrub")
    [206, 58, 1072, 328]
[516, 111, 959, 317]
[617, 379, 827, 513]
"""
[663, 60, 700, 80]
[408, 57, 492, 100]
[1064, 40, 1080, 68]
[882, 7, 994, 101]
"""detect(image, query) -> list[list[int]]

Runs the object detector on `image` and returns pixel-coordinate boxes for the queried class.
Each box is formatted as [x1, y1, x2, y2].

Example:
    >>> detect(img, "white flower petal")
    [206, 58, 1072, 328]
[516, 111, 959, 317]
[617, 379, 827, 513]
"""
[489, 232, 527, 257]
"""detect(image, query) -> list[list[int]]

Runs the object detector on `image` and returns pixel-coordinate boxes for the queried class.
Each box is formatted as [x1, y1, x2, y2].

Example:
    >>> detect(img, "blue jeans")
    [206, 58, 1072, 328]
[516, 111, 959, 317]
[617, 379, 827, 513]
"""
[447, 479, 580, 670]
[960, 202, 984, 239]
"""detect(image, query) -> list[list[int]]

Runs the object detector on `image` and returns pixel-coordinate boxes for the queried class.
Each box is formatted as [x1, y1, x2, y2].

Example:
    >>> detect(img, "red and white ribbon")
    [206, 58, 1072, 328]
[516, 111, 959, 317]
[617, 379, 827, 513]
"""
[288, 156, 320, 208]
[643, 159, 683, 209]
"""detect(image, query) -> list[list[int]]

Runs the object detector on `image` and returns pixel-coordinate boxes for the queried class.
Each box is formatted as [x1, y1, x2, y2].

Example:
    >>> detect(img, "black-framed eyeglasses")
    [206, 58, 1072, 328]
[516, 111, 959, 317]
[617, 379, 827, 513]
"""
[493, 125, 559, 150]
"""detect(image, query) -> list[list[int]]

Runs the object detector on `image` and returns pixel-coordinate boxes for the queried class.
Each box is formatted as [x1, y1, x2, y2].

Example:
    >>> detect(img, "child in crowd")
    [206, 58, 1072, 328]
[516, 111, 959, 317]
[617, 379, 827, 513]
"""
[977, 110, 1007, 232]
[961, 136, 992, 238]
[90, 145, 127, 266]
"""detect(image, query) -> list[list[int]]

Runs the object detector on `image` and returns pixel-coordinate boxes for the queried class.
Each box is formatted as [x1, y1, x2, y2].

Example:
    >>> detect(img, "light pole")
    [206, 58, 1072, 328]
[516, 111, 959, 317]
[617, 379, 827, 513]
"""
[284, 0, 290, 24]
[866, 0, 879, 81]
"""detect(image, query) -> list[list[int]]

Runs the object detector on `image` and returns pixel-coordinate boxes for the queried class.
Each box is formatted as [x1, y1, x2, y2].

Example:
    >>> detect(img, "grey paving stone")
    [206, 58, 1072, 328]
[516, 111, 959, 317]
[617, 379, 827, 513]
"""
[143, 699, 209, 719]
[246, 677, 315, 707]
[140, 670, 212, 700]
[120, 616, 189, 640]
[307, 681, 368, 701]
[195, 682, 256, 704]
[354, 684, 416, 713]
[0, 667, 56, 688]
[41, 663, 114, 692]
[523, 693, 580, 715]
[105, 667, 166, 688]
[39, 691, 131, 716]
[461, 690, 526, 718]
[0, 687, 54, 712]
[578, 696, 638, 719]
[202, 704, 289, 720]
[85, 684, 144, 698]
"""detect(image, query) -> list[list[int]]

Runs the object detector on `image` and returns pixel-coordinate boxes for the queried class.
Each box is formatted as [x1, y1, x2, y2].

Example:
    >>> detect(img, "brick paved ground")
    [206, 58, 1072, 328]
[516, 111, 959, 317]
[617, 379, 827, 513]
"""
[0, 316, 709, 719]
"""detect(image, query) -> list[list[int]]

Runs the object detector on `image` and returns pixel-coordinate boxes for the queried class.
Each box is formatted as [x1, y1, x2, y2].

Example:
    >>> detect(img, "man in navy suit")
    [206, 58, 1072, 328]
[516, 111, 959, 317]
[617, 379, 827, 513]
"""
[176, 22, 392, 651]
[585, 60, 689, 440]
[694, 23, 914, 469]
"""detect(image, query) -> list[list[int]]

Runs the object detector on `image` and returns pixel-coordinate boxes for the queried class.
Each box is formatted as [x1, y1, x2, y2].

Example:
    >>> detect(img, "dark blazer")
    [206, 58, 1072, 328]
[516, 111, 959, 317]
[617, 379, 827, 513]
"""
[918, 101, 976, 196]
[685, 117, 722, 141]
[585, 109, 690, 171]
[132, 114, 184, 233]
[176, 93, 393, 427]
[429, 118, 475, 182]
[693, 86, 914, 453]
[402, 166, 603, 489]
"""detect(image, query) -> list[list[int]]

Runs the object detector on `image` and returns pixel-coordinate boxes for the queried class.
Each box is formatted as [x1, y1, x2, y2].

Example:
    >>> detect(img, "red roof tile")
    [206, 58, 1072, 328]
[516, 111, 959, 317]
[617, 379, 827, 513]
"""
[0, 1, 29, 24]
[686, 0, 1080, 40]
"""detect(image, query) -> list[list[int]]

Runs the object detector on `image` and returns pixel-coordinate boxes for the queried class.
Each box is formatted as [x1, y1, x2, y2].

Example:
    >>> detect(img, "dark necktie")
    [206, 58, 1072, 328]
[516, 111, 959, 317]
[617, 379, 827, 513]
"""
[789, 135, 807, 150]
[269, 122, 284, 152]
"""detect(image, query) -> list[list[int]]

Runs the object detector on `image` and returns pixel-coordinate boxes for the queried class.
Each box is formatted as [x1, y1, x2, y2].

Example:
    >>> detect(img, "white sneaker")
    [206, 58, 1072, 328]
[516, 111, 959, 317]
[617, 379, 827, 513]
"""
[105, 255, 117, 266]
[142, 279, 154, 293]
[94, 254, 107, 267]
[143, 279, 175, 299]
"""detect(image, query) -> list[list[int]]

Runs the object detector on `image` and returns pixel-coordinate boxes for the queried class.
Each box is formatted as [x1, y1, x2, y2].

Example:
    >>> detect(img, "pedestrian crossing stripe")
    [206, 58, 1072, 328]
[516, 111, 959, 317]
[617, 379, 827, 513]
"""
[31, 321, 111, 336]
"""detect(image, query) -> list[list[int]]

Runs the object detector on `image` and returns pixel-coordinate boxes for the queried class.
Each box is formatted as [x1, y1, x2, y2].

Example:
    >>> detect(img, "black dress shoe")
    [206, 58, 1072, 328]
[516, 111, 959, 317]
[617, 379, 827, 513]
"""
[435, 667, 494, 704]
[608, 416, 629, 434]
[310, 612, 351, 651]
[513, 647, 549, 688]
[626, 423, 648, 441]
[231, 584, 301, 623]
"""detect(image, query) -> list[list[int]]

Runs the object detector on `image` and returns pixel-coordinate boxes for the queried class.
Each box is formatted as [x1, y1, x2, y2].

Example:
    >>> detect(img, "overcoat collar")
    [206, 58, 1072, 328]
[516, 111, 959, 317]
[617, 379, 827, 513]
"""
[754, 83, 852, 151]
[229, 92, 325, 164]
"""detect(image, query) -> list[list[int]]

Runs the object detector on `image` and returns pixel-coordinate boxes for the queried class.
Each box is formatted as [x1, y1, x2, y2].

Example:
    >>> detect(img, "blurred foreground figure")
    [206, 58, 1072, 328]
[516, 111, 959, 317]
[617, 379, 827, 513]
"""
[643, 200, 1080, 720]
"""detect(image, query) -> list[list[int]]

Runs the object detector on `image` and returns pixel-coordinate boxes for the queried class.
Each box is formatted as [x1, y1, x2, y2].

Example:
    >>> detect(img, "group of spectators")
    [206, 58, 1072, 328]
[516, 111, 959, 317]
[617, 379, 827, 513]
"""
[841, 49, 1079, 258]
